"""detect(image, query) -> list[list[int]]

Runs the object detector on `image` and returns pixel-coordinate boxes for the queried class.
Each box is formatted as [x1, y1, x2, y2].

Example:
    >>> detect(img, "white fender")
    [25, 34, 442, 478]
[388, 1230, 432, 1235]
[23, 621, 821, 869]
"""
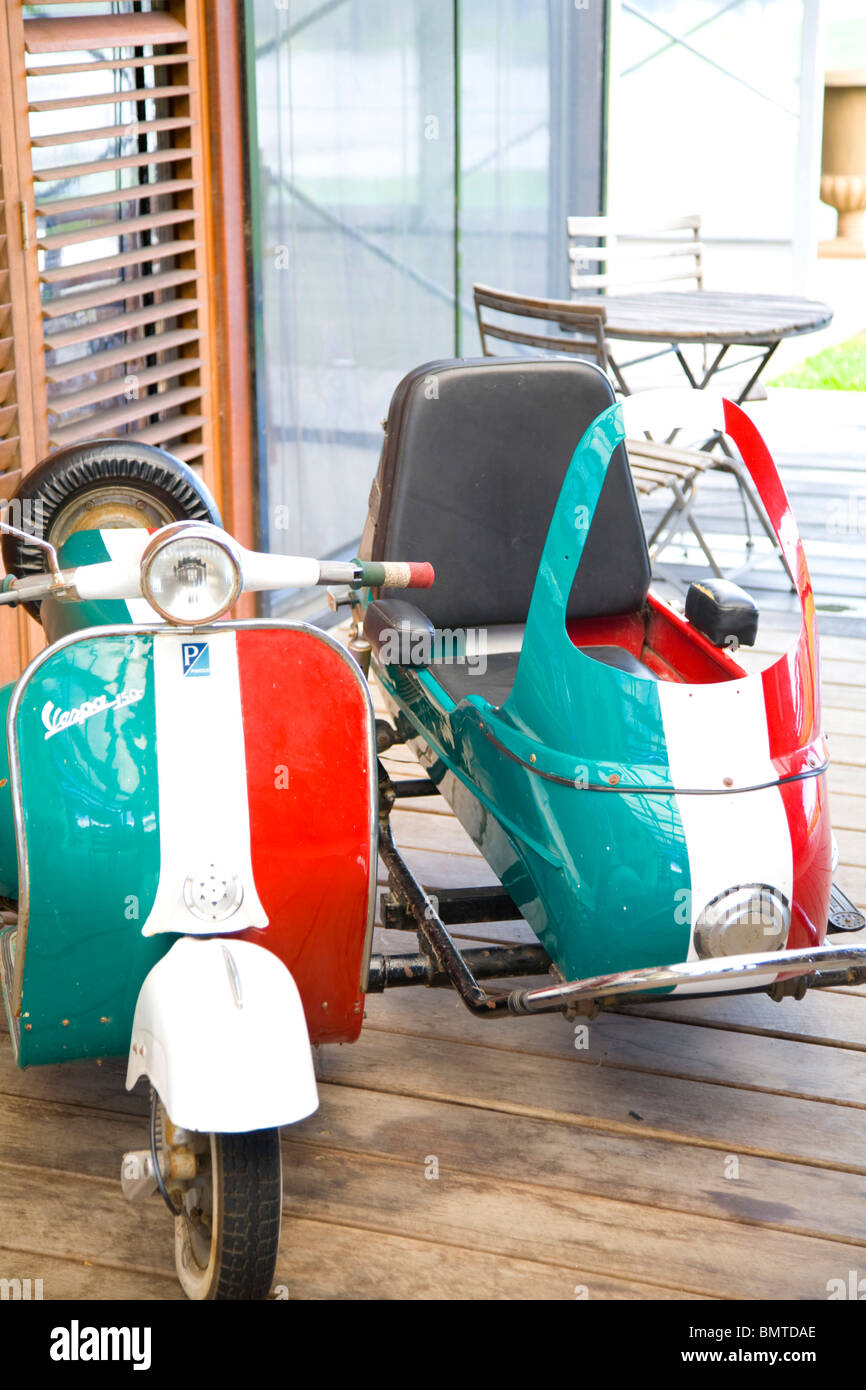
[125, 936, 318, 1132]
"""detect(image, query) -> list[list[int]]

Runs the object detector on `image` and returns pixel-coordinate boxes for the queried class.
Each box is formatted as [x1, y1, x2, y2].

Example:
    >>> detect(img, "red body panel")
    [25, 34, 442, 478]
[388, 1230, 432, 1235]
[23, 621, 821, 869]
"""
[720, 400, 831, 944]
[722, 401, 823, 763]
[236, 629, 374, 1044]
[779, 772, 832, 948]
[566, 603, 746, 684]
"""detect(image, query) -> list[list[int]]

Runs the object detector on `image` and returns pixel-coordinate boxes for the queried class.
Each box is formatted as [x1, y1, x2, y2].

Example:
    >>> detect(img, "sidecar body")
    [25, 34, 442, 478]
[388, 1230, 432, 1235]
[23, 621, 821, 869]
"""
[362, 359, 862, 1006]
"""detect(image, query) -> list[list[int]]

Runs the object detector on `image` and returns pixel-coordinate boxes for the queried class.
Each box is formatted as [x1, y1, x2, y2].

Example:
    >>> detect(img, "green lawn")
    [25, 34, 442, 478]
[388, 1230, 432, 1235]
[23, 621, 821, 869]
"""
[770, 331, 866, 390]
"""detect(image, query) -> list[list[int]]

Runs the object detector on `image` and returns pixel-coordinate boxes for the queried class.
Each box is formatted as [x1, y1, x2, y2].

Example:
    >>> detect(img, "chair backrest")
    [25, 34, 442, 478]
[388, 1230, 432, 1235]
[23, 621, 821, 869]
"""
[473, 283, 609, 372]
[567, 213, 703, 293]
[363, 357, 651, 630]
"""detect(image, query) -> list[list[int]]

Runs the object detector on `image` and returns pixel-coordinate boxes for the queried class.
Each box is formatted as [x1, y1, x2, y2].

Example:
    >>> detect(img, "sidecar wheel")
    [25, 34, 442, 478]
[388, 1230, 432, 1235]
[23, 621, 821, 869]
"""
[1, 439, 221, 621]
[174, 1129, 283, 1302]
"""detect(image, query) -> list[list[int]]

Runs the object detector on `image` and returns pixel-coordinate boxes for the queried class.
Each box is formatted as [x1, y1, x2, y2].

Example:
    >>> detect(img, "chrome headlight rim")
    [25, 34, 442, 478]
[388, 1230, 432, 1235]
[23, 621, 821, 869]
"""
[141, 522, 243, 625]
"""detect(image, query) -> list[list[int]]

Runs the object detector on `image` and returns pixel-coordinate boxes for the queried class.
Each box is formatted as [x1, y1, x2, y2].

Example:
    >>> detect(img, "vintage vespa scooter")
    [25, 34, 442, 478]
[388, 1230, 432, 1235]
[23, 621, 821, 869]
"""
[0, 439, 433, 1300]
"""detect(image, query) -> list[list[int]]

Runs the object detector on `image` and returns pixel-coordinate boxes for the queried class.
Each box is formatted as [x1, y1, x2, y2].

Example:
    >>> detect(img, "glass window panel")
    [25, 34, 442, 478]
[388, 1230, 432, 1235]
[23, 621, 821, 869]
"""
[247, 0, 605, 604]
[248, 0, 455, 582]
[613, 0, 806, 241]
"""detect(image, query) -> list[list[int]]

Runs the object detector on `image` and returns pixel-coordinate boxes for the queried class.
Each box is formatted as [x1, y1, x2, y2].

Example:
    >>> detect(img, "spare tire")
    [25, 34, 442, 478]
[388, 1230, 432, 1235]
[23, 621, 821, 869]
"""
[2, 439, 222, 621]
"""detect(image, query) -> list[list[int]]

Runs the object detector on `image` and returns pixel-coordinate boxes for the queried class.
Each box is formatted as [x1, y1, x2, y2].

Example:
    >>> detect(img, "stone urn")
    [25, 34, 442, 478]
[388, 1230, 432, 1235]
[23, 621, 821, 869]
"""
[820, 69, 866, 257]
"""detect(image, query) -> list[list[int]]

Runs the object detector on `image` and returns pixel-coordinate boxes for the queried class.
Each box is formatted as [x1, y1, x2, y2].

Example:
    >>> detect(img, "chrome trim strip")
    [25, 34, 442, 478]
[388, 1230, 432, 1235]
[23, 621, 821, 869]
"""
[221, 943, 243, 1011]
[480, 724, 829, 797]
[508, 943, 866, 1014]
[6, 619, 378, 1017]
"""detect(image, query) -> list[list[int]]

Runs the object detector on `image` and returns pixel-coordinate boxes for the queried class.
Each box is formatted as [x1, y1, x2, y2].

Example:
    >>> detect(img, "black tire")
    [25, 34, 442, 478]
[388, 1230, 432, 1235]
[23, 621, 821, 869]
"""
[174, 1129, 283, 1301]
[2, 439, 221, 621]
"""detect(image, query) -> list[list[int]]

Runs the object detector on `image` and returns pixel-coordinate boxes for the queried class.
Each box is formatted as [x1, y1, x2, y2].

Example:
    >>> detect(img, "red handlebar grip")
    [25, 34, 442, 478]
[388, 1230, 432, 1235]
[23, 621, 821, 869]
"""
[357, 559, 436, 589]
[406, 561, 435, 589]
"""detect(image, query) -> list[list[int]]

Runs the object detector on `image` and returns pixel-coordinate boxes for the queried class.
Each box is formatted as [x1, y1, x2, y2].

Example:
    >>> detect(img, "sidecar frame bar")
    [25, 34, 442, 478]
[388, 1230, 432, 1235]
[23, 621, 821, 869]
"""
[366, 943, 552, 993]
[376, 803, 515, 1015]
[506, 943, 866, 1015]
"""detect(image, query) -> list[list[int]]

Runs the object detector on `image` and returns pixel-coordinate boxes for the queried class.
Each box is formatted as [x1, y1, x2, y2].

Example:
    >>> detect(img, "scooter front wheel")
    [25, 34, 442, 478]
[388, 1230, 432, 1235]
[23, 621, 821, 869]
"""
[173, 1128, 283, 1301]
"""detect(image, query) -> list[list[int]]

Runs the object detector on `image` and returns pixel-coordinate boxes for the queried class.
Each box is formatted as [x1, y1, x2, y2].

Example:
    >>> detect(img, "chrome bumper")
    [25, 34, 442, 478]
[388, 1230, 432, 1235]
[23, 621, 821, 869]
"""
[507, 942, 866, 1015]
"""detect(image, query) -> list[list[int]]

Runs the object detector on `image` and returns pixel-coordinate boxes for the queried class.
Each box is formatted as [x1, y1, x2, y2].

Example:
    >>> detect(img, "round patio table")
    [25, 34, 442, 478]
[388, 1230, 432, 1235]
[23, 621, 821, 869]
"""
[600, 290, 833, 400]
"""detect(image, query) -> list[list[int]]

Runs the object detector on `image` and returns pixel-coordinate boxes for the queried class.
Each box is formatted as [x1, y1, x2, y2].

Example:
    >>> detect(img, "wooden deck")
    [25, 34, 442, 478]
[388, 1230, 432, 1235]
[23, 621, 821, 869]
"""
[0, 618, 864, 1302]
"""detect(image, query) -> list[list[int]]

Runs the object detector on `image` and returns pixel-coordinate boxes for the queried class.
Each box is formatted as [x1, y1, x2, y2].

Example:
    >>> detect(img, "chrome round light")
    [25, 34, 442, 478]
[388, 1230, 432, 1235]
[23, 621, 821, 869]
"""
[694, 884, 790, 959]
[141, 523, 241, 624]
[183, 865, 244, 923]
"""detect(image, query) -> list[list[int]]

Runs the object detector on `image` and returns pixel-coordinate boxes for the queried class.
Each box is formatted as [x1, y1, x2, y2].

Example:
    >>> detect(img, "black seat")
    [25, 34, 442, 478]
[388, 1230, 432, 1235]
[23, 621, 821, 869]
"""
[362, 358, 652, 704]
[432, 645, 658, 706]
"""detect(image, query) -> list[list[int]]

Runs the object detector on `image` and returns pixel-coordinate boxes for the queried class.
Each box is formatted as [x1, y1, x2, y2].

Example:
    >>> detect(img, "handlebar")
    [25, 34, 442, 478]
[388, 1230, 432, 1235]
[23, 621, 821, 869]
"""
[0, 531, 435, 610]
[353, 560, 435, 590]
[314, 558, 435, 591]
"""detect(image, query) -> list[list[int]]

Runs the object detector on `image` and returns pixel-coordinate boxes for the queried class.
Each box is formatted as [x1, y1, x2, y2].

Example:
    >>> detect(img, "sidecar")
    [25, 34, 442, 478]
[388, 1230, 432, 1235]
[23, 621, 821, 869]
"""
[359, 359, 866, 1012]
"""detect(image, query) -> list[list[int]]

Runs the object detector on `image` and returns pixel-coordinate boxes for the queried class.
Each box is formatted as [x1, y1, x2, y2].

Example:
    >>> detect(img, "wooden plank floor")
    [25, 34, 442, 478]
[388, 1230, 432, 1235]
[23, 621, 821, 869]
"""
[1, 626, 863, 1301]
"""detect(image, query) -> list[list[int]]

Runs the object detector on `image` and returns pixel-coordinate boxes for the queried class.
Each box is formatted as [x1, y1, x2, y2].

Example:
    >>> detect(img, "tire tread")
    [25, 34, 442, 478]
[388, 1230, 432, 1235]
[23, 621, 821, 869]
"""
[211, 1130, 282, 1301]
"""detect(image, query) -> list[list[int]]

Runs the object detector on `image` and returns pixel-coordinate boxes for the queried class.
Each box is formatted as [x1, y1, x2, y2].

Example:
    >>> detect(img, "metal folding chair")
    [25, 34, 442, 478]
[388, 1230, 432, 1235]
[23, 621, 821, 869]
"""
[472, 282, 791, 589]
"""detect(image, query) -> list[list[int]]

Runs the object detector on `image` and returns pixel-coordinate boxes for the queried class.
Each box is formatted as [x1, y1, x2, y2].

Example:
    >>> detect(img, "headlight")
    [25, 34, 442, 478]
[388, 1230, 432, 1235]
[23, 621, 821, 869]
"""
[141, 523, 242, 624]
[694, 884, 790, 959]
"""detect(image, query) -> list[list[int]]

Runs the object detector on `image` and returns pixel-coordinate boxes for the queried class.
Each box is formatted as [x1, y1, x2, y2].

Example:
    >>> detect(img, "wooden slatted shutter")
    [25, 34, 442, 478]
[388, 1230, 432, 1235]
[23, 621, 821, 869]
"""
[0, 150, 24, 500]
[0, 18, 42, 676]
[4, 0, 221, 500]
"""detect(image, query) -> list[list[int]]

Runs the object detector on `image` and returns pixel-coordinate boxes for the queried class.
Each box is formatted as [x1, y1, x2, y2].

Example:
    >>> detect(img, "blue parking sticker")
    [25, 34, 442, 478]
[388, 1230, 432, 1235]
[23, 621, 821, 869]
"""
[182, 642, 210, 677]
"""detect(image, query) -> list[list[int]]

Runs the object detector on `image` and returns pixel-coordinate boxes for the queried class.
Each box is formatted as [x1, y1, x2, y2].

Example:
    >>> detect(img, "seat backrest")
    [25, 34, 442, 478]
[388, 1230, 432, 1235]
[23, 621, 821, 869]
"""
[473, 283, 608, 371]
[567, 213, 703, 293]
[364, 357, 651, 630]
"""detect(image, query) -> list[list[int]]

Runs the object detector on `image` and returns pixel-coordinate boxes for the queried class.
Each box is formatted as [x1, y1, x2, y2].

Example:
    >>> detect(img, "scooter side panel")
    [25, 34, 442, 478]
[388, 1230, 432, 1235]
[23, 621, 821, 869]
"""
[11, 633, 169, 1066]
[234, 628, 375, 1045]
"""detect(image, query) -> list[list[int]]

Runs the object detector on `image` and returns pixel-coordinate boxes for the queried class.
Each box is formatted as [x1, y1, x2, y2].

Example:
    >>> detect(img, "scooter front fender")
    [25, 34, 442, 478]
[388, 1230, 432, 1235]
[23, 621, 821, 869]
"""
[125, 936, 318, 1132]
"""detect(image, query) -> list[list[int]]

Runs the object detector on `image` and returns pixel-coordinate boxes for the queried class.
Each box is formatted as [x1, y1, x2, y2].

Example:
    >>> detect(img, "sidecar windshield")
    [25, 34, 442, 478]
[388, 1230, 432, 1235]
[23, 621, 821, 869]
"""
[486, 392, 824, 795]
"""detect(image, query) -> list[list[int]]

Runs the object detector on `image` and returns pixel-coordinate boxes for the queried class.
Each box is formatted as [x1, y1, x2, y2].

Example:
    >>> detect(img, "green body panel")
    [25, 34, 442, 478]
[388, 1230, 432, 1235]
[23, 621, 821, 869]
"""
[0, 681, 15, 898]
[373, 404, 693, 982]
[0, 532, 132, 901]
[12, 632, 168, 1066]
[42, 529, 133, 645]
[382, 665, 690, 981]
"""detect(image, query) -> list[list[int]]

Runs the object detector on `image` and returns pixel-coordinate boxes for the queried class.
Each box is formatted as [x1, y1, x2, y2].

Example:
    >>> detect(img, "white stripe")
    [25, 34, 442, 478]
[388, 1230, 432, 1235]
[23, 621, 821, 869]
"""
[99, 528, 163, 624]
[619, 387, 726, 442]
[657, 676, 793, 993]
[141, 630, 269, 937]
[236, 547, 320, 591]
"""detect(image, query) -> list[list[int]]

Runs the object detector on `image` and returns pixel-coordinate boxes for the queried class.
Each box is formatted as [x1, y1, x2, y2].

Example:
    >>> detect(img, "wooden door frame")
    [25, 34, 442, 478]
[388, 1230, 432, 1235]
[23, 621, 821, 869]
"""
[201, 0, 257, 618]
